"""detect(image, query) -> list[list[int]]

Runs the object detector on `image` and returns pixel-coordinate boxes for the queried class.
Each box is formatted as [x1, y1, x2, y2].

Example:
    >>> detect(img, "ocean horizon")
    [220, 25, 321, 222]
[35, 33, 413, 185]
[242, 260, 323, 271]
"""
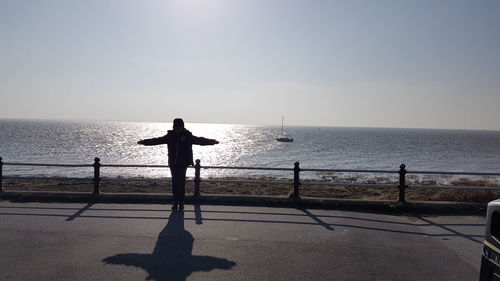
[2, 117, 500, 132]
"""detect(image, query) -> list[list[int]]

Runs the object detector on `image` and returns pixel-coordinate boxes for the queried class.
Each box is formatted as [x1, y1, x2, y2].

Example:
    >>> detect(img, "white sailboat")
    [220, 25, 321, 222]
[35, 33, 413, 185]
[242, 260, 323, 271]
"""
[276, 116, 293, 142]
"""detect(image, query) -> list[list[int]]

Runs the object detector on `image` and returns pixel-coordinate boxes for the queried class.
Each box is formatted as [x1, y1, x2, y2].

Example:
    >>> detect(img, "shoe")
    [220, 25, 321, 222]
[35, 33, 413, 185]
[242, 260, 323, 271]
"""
[171, 203, 178, 210]
[179, 203, 184, 210]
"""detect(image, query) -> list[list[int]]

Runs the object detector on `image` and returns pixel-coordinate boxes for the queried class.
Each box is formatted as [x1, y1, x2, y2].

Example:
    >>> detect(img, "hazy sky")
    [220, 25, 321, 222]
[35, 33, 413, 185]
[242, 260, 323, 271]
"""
[1, 0, 499, 129]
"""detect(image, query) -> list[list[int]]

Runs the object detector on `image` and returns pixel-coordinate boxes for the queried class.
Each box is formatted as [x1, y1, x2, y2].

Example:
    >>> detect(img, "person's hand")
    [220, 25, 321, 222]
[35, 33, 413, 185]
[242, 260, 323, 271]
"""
[213, 140, 219, 145]
[137, 140, 145, 145]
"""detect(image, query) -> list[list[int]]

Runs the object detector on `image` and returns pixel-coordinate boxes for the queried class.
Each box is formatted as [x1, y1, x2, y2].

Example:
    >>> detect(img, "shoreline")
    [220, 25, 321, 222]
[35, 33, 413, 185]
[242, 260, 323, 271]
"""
[2, 176, 500, 203]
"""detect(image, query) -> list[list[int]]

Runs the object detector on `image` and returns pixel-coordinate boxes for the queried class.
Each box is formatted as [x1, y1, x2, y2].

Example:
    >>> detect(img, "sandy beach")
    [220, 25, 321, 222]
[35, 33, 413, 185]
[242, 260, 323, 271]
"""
[2, 176, 500, 203]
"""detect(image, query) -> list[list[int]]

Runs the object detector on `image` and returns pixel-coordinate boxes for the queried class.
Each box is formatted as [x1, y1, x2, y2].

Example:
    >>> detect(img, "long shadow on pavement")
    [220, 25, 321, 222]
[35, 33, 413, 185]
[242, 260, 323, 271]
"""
[0, 203, 484, 242]
[102, 210, 236, 281]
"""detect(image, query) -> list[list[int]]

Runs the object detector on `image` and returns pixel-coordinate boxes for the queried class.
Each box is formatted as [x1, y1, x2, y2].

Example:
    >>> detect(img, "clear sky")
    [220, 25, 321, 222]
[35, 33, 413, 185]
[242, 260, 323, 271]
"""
[1, 0, 499, 130]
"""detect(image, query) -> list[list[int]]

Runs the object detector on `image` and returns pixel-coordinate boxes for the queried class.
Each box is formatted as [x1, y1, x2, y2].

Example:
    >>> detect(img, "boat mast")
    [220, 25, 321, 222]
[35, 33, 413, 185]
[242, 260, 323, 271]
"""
[281, 116, 284, 136]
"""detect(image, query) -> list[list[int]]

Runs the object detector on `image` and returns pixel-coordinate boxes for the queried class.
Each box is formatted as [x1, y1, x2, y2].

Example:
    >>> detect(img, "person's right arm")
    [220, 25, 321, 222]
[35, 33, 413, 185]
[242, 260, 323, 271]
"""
[137, 135, 169, 146]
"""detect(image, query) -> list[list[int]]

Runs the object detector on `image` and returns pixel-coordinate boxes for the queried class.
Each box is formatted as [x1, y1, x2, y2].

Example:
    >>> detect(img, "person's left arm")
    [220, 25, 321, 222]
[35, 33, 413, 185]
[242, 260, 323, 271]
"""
[191, 135, 219, 146]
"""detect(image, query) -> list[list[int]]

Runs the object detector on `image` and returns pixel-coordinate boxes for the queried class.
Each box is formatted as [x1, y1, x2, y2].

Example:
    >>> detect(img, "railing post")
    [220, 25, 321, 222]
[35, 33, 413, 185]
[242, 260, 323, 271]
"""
[292, 162, 301, 198]
[0, 156, 4, 192]
[93, 157, 101, 195]
[398, 164, 407, 204]
[194, 159, 201, 197]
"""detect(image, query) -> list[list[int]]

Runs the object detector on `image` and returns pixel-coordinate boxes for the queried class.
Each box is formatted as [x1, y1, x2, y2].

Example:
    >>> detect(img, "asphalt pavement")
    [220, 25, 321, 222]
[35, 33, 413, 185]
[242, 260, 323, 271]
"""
[0, 201, 486, 281]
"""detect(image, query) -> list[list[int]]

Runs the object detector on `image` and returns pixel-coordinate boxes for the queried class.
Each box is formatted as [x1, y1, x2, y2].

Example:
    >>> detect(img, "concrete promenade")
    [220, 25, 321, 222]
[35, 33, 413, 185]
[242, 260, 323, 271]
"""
[0, 201, 485, 281]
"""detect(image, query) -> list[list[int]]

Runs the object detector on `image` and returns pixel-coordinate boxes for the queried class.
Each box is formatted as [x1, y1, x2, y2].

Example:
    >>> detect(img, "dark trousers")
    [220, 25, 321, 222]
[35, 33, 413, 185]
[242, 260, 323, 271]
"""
[170, 165, 188, 203]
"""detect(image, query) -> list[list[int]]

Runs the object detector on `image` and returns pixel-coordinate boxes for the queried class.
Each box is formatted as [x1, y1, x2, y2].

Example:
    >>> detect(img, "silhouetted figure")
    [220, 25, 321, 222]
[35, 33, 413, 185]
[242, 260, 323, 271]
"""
[137, 118, 219, 210]
[103, 211, 236, 281]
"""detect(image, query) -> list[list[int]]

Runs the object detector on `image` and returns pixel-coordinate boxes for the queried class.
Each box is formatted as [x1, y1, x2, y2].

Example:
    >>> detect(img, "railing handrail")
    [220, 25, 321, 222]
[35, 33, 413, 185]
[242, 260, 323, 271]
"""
[4, 162, 93, 168]
[101, 164, 169, 168]
[3, 160, 500, 177]
[3, 176, 92, 181]
[407, 170, 500, 176]
[3, 176, 500, 190]
[301, 168, 397, 173]
[200, 165, 292, 171]
[2, 156, 500, 203]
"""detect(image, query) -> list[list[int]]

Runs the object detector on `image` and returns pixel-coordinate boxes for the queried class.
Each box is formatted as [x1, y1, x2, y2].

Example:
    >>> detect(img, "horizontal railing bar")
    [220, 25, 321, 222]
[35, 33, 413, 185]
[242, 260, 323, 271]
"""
[3, 161, 500, 177]
[4, 175, 499, 190]
[200, 166, 292, 171]
[3, 176, 181, 182]
[301, 168, 397, 173]
[101, 178, 172, 182]
[408, 171, 500, 176]
[101, 164, 169, 168]
[409, 184, 500, 190]
[3, 176, 92, 181]
[4, 162, 92, 167]
[301, 182, 396, 188]
[201, 179, 292, 185]
[3, 175, 500, 191]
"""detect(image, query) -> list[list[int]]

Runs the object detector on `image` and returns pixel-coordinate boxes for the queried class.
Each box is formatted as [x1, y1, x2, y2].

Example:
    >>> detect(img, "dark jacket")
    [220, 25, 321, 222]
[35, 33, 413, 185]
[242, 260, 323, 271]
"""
[139, 129, 217, 166]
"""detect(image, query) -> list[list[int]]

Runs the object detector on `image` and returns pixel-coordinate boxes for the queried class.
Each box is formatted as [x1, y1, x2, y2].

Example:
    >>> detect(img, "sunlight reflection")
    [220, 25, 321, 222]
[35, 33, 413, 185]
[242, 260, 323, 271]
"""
[3, 120, 500, 184]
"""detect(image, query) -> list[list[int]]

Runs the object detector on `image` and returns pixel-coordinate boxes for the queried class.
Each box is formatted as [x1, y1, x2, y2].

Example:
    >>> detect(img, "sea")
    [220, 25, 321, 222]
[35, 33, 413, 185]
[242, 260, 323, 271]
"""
[1, 119, 500, 184]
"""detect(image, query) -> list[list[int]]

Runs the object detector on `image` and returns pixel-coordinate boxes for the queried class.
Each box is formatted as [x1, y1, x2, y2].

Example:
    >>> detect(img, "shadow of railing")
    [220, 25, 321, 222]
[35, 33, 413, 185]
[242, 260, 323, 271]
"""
[0, 203, 485, 244]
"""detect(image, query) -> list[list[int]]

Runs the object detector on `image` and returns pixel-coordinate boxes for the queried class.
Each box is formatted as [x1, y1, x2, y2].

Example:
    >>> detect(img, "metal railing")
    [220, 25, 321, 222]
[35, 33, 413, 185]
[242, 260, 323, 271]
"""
[1, 156, 500, 203]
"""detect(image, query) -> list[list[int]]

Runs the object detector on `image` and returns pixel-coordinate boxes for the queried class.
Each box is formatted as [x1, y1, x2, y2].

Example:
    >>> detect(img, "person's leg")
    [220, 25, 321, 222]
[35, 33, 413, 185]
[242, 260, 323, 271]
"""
[170, 167, 179, 210]
[175, 166, 188, 210]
